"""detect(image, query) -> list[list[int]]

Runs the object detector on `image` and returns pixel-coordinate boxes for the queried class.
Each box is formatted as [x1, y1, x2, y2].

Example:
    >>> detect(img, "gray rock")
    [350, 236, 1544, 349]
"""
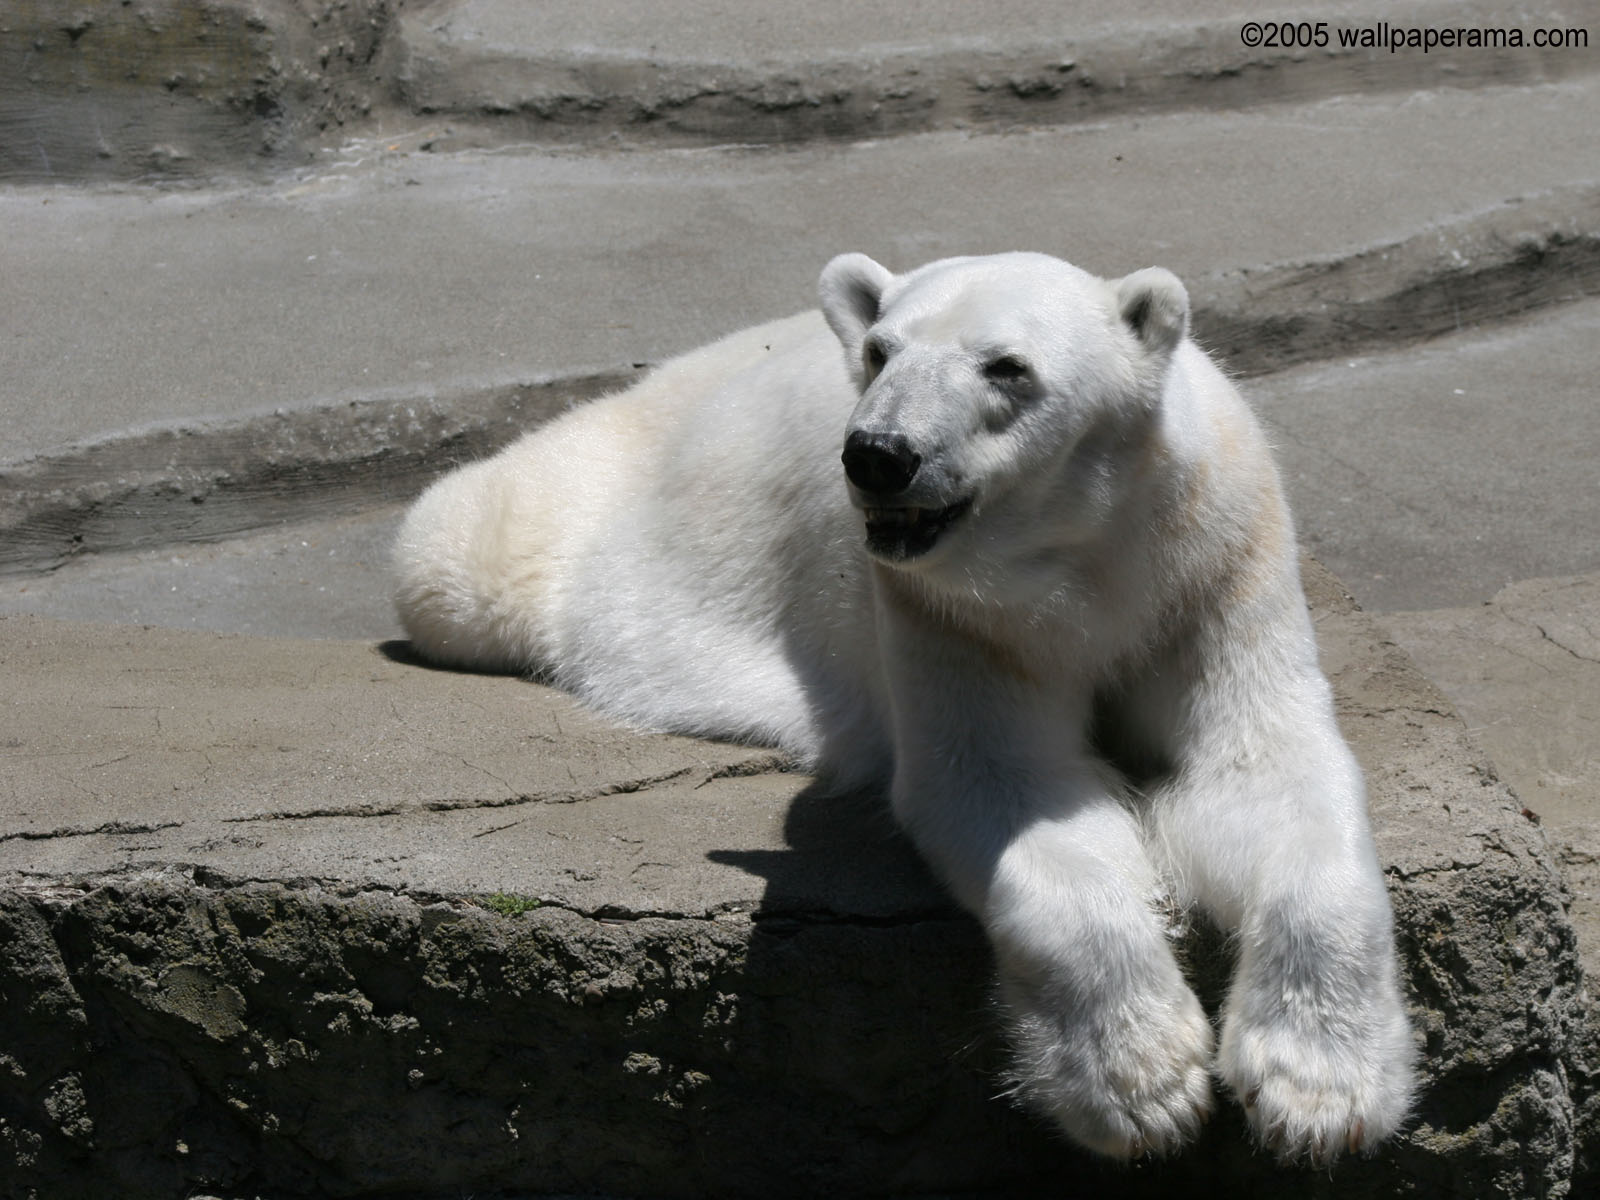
[0, 560, 1593, 1197]
[1385, 574, 1600, 971]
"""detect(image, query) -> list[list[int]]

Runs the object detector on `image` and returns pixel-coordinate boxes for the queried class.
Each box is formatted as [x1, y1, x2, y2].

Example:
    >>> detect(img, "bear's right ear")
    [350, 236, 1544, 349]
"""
[819, 253, 893, 381]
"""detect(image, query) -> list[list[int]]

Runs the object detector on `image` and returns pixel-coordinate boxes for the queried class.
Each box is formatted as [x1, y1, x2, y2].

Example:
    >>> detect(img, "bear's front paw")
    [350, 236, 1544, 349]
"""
[1219, 979, 1414, 1165]
[1004, 973, 1215, 1159]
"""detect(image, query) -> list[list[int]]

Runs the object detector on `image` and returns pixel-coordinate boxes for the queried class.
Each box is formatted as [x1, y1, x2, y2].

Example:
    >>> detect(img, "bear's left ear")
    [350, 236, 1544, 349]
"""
[819, 253, 893, 373]
[1116, 267, 1189, 357]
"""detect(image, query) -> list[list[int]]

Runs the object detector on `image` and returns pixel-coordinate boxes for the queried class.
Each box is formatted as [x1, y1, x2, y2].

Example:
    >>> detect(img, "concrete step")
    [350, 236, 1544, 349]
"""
[1, 562, 1589, 1197]
[6, 0, 1594, 181]
[0, 504, 408, 642]
[9, 294, 1598, 639]
[391, 0, 1600, 150]
[1256, 296, 1600, 615]
[0, 0, 393, 183]
[4, 76, 1597, 573]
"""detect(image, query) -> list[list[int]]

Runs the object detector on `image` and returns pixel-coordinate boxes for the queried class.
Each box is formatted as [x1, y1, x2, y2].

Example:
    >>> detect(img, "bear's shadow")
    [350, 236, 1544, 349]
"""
[706, 775, 957, 923]
[379, 635, 1258, 1184]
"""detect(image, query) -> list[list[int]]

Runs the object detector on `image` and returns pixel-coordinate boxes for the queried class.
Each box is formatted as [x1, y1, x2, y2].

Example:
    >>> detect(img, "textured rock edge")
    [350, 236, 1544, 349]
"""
[4, 0, 1594, 181]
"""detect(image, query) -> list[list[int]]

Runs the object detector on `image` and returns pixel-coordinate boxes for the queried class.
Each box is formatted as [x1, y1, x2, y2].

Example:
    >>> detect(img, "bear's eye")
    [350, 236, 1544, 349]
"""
[983, 355, 1030, 383]
[863, 340, 887, 377]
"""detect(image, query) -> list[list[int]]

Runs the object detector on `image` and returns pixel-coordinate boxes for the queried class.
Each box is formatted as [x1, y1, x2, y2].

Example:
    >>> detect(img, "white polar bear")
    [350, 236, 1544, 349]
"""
[393, 252, 1415, 1163]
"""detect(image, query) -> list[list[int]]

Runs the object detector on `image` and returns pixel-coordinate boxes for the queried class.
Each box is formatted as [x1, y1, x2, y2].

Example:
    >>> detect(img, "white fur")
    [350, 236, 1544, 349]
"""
[394, 252, 1414, 1163]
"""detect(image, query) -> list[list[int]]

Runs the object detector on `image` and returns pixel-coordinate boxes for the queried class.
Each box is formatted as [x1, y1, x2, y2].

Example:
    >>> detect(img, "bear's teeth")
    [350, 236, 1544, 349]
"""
[864, 507, 924, 527]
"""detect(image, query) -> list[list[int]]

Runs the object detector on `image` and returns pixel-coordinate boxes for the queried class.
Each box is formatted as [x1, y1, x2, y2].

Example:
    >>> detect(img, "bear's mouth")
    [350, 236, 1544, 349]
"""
[861, 497, 973, 561]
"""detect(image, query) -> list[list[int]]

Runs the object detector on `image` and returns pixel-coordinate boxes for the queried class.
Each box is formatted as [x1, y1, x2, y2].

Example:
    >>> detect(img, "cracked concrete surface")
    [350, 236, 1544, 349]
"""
[0, 611, 941, 921]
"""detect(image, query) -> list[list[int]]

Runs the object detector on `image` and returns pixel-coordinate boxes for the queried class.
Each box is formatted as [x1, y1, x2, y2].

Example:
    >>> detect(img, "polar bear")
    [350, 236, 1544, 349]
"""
[393, 252, 1414, 1163]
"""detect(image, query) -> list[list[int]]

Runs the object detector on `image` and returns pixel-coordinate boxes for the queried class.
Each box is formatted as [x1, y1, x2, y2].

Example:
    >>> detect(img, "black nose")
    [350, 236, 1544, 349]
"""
[842, 430, 921, 495]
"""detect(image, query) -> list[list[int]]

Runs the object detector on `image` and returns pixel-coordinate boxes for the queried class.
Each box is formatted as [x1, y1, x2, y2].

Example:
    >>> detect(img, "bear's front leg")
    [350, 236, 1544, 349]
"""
[983, 808, 1217, 1157]
[1153, 655, 1416, 1164]
[879, 622, 1212, 1158]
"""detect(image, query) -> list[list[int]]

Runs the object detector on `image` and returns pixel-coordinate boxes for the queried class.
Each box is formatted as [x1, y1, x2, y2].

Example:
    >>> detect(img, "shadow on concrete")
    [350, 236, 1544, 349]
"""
[696, 773, 1299, 1196]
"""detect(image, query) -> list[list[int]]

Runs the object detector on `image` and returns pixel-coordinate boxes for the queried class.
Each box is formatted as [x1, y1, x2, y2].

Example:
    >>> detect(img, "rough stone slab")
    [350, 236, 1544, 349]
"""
[0, 613, 854, 917]
[0, 560, 1594, 1197]
[1384, 574, 1600, 968]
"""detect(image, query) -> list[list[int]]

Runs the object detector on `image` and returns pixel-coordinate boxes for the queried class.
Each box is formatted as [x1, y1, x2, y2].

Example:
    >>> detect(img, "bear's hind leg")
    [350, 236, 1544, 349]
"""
[393, 458, 558, 675]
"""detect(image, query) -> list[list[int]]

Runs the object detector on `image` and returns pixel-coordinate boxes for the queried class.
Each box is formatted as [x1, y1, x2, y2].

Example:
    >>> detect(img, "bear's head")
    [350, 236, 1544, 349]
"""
[819, 251, 1190, 592]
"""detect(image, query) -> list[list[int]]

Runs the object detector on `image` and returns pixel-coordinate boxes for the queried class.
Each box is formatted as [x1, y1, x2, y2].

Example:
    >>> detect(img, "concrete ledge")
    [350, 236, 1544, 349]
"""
[0, 371, 636, 577]
[3, 184, 1594, 577]
[394, 0, 1598, 151]
[1, 558, 1594, 1197]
